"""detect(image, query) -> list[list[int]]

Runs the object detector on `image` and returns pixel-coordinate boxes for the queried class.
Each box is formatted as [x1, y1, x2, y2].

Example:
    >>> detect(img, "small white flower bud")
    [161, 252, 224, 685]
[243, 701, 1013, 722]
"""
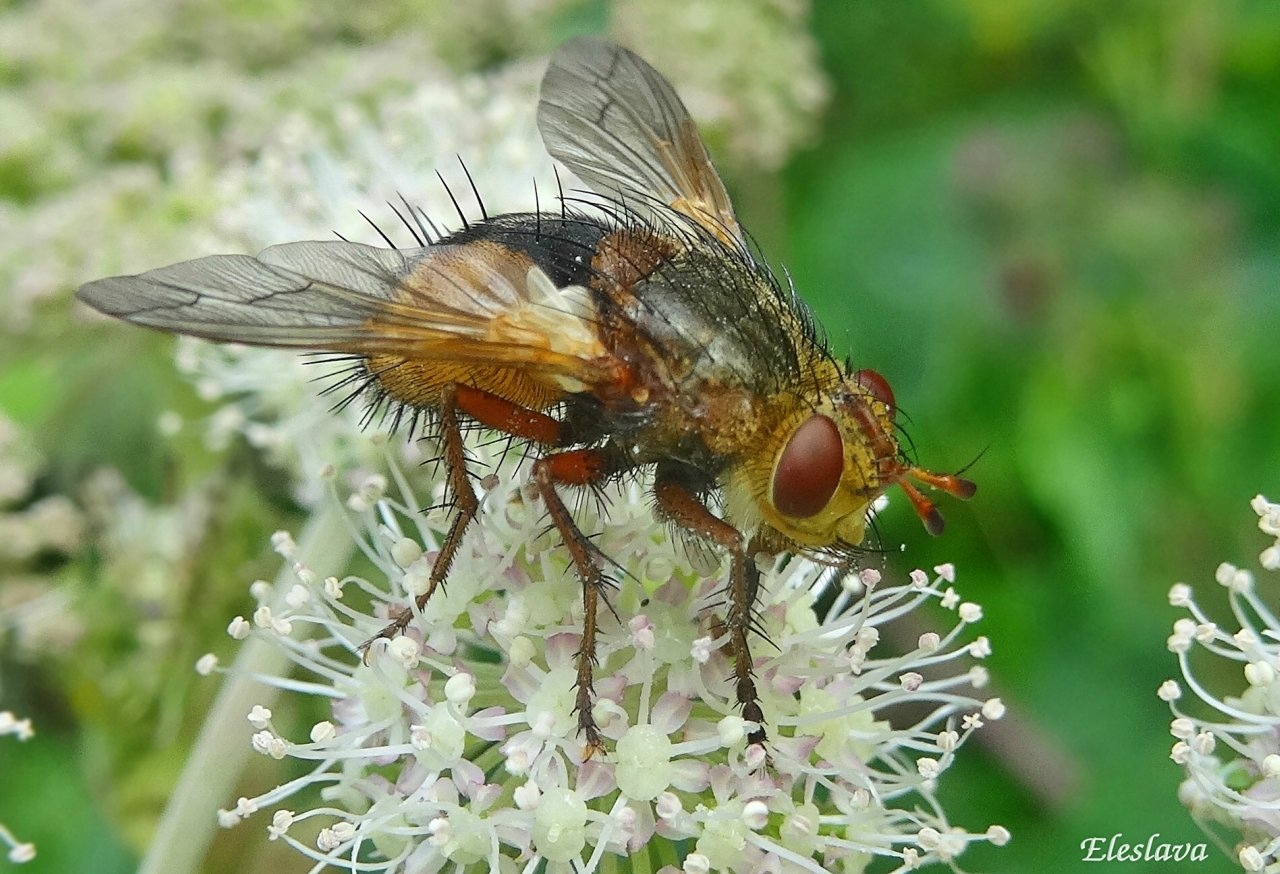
[445, 673, 476, 706]
[391, 537, 423, 569]
[247, 705, 272, 729]
[656, 792, 682, 820]
[268, 810, 294, 840]
[508, 635, 535, 667]
[717, 715, 746, 747]
[514, 780, 541, 810]
[1246, 661, 1275, 687]
[742, 800, 769, 830]
[387, 635, 420, 667]
[683, 853, 711, 874]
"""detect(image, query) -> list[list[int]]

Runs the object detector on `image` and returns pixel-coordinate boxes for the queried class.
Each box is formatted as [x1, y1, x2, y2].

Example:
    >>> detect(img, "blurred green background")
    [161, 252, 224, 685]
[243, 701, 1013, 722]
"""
[2, 0, 1279, 872]
[785, 2, 1280, 872]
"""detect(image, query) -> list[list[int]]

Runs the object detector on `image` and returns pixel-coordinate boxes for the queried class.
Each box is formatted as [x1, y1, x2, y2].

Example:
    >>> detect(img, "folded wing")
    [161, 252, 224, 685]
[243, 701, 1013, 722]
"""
[77, 239, 611, 387]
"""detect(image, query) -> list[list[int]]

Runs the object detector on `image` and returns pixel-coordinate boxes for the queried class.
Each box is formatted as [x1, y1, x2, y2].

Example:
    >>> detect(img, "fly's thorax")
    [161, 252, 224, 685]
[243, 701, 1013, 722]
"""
[723, 369, 902, 550]
[622, 244, 805, 395]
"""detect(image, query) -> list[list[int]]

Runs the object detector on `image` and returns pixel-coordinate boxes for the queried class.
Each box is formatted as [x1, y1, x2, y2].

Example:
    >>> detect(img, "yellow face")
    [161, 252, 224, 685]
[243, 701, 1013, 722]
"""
[725, 368, 973, 552]
[763, 371, 900, 547]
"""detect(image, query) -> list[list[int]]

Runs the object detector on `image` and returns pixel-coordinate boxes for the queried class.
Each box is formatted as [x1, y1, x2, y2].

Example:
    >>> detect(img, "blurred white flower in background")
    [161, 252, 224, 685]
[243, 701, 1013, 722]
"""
[1163, 495, 1280, 871]
[0, 416, 84, 658]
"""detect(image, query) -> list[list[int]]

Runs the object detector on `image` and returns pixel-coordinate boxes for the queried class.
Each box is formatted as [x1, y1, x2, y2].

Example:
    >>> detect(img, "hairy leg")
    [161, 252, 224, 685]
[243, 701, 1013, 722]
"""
[364, 383, 565, 644]
[653, 471, 767, 746]
[531, 447, 616, 756]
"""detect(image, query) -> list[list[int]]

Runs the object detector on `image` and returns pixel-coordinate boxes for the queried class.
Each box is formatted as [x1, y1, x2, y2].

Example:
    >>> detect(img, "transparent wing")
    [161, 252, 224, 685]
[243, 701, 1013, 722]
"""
[77, 239, 610, 381]
[538, 36, 743, 248]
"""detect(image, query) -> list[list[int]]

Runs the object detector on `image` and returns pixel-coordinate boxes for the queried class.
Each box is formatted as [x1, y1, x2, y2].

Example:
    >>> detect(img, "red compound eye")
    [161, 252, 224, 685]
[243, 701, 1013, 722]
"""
[772, 414, 844, 518]
[853, 368, 895, 416]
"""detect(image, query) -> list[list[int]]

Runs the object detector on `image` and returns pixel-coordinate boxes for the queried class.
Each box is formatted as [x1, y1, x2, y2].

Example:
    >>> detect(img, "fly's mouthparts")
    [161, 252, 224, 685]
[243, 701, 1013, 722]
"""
[896, 466, 978, 537]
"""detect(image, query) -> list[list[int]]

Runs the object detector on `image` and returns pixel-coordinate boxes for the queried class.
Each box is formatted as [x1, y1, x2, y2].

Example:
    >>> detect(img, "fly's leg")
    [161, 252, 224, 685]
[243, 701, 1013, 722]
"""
[654, 472, 767, 747]
[363, 383, 565, 648]
[531, 448, 615, 757]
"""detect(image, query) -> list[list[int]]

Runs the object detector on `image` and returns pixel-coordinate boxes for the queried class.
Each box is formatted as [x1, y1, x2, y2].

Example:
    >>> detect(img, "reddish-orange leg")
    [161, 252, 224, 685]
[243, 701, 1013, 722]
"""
[654, 472, 767, 747]
[364, 383, 564, 645]
[361, 383, 618, 757]
[530, 448, 616, 756]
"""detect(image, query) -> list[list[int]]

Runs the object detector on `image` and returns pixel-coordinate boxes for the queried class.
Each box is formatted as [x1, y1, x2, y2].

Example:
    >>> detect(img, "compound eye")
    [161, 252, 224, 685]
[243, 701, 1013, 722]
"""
[772, 414, 844, 518]
[853, 368, 895, 417]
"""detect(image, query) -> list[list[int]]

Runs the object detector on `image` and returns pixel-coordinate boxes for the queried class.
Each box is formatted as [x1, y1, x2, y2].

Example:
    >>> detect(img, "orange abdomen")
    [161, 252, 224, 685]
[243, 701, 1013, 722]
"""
[365, 355, 564, 412]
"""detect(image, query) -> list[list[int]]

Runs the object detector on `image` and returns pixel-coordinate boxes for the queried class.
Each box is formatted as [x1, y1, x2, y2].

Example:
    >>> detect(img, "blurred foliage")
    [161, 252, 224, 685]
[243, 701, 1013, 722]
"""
[783, 1, 1280, 871]
[2, 0, 1279, 872]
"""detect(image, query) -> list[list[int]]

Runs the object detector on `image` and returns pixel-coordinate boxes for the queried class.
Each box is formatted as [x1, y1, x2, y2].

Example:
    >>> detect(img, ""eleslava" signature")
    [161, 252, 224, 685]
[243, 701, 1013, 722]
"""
[1080, 833, 1209, 863]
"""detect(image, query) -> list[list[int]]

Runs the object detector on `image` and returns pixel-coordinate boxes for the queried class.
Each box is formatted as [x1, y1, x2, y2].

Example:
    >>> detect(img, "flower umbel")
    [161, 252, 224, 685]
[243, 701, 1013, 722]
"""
[206, 439, 1005, 872]
[1163, 494, 1280, 871]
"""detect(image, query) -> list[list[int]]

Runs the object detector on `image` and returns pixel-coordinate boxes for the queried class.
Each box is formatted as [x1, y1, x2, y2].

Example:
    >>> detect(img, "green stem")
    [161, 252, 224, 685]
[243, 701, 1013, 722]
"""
[140, 501, 353, 874]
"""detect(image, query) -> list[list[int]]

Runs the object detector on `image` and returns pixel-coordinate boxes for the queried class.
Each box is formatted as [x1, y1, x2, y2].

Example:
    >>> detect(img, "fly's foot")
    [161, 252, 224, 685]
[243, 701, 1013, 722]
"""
[742, 698, 767, 748]
[574, 687, 608, 760]
[358, 600, 421, 662]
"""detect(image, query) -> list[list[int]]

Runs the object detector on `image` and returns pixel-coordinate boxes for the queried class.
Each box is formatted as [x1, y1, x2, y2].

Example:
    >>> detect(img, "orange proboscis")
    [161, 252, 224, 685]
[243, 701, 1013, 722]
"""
[897, 466, 978, 537]
[910, 467, 978, 500]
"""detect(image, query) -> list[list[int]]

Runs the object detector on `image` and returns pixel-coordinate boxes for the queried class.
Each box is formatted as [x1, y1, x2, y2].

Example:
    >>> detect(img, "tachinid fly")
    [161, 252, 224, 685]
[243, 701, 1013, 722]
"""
[76, 37, 975, 752]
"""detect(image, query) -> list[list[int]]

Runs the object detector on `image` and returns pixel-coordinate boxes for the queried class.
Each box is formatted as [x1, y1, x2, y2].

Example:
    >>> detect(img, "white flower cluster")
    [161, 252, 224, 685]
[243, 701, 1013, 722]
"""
[0, 416, 82, 566]
[204, 440, 1007, 872]
[1163, 495, 1280, 871]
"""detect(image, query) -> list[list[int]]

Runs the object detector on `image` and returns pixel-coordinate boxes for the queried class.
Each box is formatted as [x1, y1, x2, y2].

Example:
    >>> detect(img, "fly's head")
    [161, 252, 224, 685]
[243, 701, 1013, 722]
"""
[742, 368, 976, 553]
